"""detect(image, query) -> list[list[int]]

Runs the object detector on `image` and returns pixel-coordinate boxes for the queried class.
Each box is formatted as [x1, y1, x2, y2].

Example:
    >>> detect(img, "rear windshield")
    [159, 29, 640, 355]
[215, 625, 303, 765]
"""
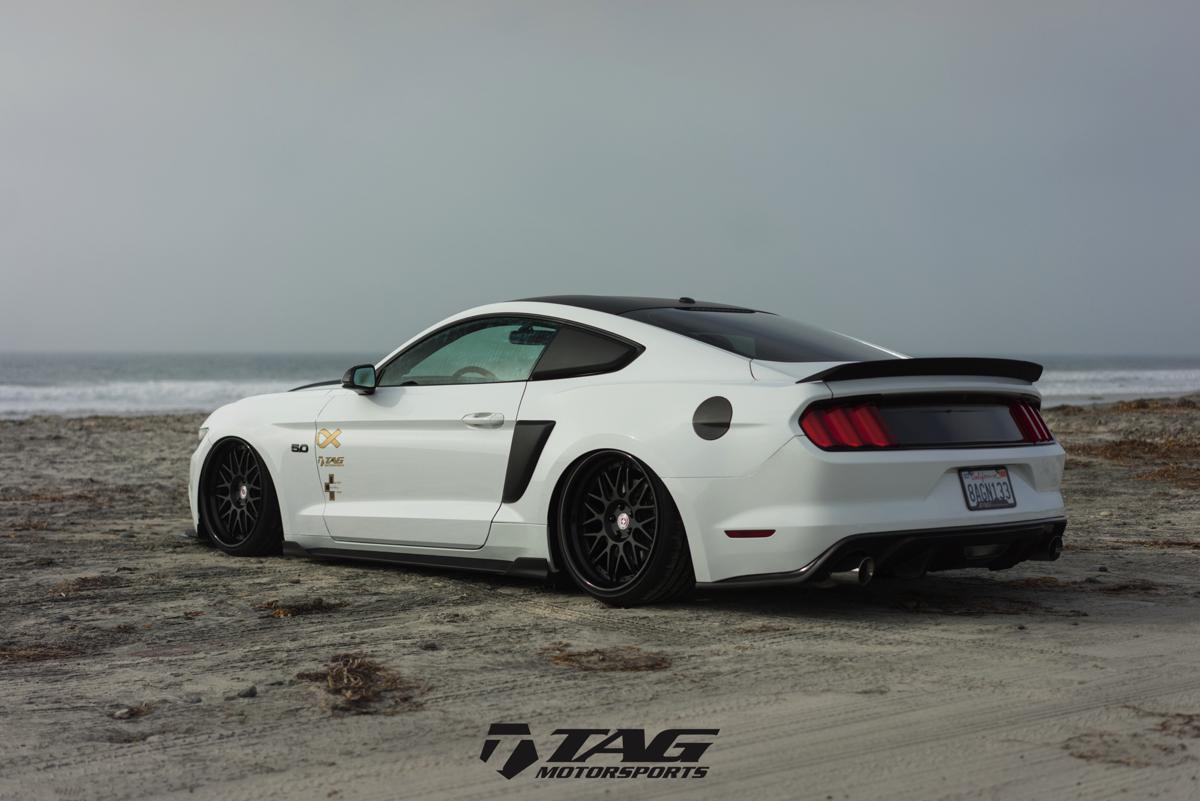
[624, 308, 893, 363]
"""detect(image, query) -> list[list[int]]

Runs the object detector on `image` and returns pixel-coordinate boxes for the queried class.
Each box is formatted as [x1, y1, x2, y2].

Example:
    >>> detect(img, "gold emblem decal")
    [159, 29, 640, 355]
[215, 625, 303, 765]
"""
[317, 428, 342, 449]
[318, 456, 344, 468]
[324, 473, 341, 501]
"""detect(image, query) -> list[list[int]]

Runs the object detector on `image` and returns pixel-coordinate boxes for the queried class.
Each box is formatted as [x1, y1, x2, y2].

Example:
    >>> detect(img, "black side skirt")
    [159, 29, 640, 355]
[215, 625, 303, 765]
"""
[282, 541, 549, 580]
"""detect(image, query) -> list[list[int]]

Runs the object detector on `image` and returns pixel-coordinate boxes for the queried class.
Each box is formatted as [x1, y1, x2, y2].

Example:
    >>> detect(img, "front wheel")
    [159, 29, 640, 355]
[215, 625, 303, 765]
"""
[201, 438, 283, 556]
[556, 451, 694, 606]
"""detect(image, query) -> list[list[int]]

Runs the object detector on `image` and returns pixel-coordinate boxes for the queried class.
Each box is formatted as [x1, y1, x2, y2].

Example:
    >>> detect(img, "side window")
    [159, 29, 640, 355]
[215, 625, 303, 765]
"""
[529, 326, 642, 381]
[378, 318, 558, 386]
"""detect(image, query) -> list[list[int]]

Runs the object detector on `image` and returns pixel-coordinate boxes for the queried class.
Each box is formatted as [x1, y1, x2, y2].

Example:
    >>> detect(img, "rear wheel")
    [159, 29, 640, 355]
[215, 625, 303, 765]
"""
[202, 439, 283, 556]
[556, 451, 694, 606]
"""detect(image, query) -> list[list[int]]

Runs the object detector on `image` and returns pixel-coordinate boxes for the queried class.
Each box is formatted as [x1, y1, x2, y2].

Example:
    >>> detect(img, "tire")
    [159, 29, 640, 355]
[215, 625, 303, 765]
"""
[201, 438, 283, 556]
[556, 451, 694, 606]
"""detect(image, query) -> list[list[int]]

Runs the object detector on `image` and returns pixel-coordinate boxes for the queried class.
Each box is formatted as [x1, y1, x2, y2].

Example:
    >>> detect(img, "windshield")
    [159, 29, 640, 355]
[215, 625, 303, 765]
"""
[624, 308, 894, 363]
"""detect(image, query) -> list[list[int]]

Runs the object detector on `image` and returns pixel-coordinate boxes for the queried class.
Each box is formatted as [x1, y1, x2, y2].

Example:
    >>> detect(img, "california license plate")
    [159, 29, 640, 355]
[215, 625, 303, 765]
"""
[959, 467, 1017, 511]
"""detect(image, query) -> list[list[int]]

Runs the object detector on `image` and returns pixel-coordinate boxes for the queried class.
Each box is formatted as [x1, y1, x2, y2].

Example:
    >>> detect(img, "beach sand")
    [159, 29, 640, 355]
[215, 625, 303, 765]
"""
[1, 398, 1198, 800]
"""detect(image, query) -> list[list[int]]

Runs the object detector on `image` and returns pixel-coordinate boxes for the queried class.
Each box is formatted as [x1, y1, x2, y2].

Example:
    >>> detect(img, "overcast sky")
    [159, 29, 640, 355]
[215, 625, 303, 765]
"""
[2, 0, 1197, 356]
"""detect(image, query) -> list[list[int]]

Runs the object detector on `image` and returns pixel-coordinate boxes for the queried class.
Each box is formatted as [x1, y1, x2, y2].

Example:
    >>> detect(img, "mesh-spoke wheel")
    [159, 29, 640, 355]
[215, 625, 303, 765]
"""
[202, 439, 282, 555]
[558, 451, 694, 606]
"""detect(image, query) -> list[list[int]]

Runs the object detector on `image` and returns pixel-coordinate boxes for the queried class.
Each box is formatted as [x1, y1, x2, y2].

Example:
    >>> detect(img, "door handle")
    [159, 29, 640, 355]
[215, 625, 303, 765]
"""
[461, 412, 505, 429]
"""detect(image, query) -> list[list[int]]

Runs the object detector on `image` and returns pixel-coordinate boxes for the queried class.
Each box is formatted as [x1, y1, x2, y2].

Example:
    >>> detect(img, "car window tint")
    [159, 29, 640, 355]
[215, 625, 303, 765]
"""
[529, 325, 641, 381]
[378, 318, 558, 386]
[624, 308, 892, 362]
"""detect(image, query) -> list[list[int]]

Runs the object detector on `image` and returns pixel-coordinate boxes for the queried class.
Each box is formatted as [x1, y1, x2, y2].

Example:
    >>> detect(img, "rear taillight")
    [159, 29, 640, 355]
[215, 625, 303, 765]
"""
[800, 395, 1055, 450]
[801, 403, 894, 449]
[1009, 401, 1054, 443]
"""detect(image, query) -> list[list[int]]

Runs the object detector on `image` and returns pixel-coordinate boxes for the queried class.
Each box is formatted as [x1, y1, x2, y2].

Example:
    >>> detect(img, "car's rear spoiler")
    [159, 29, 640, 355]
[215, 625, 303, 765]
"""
[798, 357, 1043, 384]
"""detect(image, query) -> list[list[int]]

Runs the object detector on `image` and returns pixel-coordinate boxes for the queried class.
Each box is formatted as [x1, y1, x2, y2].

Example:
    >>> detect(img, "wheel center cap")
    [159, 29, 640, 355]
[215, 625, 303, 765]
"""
[615, 511, 631, 532]
[238, 484, 248, 502]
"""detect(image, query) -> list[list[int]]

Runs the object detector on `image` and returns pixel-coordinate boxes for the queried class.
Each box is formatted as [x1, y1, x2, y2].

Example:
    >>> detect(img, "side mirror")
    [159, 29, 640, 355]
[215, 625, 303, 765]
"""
[342, 364, 377, 395]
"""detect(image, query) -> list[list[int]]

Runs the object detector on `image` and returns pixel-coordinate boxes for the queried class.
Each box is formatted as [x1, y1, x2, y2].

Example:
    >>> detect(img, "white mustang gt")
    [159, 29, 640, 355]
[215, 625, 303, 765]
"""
[189, 295, 1066, 606]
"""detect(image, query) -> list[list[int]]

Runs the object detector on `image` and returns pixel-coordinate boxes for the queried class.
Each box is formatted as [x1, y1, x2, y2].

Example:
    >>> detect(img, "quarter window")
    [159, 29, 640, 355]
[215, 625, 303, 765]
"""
[529, 326, 641, 380]
[378, 318, 558, 386]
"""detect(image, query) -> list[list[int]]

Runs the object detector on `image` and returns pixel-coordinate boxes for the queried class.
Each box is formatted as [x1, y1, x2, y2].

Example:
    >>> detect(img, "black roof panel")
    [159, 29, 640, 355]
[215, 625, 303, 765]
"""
[518, 295, 757, 315]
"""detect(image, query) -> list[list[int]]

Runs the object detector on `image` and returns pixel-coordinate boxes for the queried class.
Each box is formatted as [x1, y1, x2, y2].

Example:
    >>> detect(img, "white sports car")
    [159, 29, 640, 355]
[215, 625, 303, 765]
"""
[189, 296, 1067, 606]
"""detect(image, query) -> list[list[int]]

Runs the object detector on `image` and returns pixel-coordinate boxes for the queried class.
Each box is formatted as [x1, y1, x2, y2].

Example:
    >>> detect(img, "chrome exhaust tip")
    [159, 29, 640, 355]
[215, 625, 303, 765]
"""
[1029, 536, 1064, 562]
[828, 556, 876, 587]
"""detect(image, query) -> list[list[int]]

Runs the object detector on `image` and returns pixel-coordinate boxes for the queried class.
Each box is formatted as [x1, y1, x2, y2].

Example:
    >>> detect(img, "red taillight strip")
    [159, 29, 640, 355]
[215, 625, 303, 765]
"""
[799, 409, 835, 448]
[1010, 403, 1038, 442]
[1029, 405, 1053, 441]
[800, 402, 894, 449]
[1010, 401, 1053, 443]
[1028, 406, 1046, 441]
[848, 405, 891, 447]
[822, 407, 863, 447]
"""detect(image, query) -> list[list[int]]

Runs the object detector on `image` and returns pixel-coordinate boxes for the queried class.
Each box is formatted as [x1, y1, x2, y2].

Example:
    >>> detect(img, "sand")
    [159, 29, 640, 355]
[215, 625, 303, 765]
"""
[1, 398, 1199, 800]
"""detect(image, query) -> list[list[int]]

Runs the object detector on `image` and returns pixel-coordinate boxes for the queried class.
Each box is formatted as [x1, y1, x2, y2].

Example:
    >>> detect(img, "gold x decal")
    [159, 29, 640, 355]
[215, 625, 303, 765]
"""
[316, 428, 342, 449]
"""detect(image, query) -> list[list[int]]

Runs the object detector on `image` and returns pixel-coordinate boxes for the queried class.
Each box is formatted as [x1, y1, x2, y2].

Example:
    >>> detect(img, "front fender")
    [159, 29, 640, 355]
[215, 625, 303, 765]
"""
[188, 389, 336, 539]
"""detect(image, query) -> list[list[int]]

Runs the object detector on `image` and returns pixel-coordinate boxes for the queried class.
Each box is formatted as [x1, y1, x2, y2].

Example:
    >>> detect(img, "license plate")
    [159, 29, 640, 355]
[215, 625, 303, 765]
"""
[959, 467, 1017, 511]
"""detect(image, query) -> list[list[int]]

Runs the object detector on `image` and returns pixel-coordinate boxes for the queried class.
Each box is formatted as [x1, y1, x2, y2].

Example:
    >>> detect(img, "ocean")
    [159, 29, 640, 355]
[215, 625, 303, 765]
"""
[1, 352, 1199, 419]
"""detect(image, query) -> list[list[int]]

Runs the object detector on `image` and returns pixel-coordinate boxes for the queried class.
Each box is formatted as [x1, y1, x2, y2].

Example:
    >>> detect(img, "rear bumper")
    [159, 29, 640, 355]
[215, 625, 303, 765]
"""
[696, 517, 1066, 588]
[666, 435, 1067, 583]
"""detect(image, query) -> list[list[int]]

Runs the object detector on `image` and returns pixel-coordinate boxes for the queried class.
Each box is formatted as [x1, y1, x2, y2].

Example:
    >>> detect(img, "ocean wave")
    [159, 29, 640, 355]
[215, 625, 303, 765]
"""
[0, 380, 304, 418]
[1038, 368, 1200, 405]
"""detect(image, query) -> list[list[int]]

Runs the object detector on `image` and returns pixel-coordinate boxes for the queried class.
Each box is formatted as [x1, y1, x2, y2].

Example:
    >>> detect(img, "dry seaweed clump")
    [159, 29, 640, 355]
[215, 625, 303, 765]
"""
[1044, 404, 1088, 416]
[0, 643, 79, 663]
[258, 597, 345, 618]
[50, 574, 127, 596]
[1063, 732, 1190, 768]
[1096, 579, 1164, 595]
[1125, 706, 1200, 739]
[1135, 464, 1200, 489]
[1152, 712, 1200, 739]
[1068, 435, 1200, 490]
[1119, 538, 1200, 551]
[1115, 397, 1198, 412]
[544, 644, 671, 672]
[1069, 436, 1200, 462]
[296, 653, 423, 715]
[1003, 576, 1075, 590]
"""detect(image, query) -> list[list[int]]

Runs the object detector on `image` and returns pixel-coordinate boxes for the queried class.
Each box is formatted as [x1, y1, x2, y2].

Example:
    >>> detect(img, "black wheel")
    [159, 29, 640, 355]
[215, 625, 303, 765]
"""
[201, 438, 283, 556]
[556, 451, 694, 606]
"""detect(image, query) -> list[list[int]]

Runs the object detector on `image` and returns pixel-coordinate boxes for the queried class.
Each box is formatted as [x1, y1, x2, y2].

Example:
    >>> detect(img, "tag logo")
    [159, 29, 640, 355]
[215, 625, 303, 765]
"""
[317, 428, 342, 449]
[319, 456, 344, 468]
[479, 723, 718, 780]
